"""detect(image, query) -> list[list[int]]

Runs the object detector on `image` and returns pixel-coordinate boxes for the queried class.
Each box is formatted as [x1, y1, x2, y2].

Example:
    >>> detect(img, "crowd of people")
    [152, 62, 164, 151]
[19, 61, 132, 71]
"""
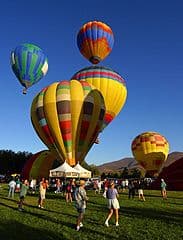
[6, 176, 167, 231]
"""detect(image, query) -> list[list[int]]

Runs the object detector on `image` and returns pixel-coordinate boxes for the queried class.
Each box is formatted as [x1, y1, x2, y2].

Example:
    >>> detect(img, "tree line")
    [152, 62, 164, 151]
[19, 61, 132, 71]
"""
[0, 149, 33, 174]
[100, 167, 142, 180]
[0, 149, 100, 177]
[0, 149, 141, 179]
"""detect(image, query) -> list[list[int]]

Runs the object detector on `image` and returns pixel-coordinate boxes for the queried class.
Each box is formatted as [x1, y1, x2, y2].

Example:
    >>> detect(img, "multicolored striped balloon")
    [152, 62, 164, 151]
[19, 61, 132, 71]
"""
[31, 80, 105, 166]
[77, 21, 114, 64]
[21, 150, 57, 180]
[71, 66, 127, 130]
[131, 132, 169, 176]
[11, 43, 48, 94]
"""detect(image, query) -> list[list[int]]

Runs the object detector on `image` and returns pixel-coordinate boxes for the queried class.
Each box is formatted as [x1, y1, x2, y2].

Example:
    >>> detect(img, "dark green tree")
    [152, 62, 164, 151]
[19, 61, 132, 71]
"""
[0, 149, 32, 174]
[120, 167, 129, 179]
[130, 168, 141, 179]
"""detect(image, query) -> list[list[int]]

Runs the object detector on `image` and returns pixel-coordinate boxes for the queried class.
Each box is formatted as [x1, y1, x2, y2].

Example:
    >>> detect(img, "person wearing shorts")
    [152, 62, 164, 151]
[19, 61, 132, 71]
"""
[161, 179, 167, 200]
[38, 178, 49, 208]
[138, 180, 145, 201]
[18, 179, 29, 211]
[74, 180, 89, 231]
[105, 182, 120, 227]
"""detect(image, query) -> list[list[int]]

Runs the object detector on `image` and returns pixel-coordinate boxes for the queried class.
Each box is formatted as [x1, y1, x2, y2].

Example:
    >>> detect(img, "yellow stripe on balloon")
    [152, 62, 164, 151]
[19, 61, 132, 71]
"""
[44, 83, 67, 160]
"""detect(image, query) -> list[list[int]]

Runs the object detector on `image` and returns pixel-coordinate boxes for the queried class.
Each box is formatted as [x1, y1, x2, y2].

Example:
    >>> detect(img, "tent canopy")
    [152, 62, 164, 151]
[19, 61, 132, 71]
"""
[50, 161, 79, 178]
[73, 163, 91, 178]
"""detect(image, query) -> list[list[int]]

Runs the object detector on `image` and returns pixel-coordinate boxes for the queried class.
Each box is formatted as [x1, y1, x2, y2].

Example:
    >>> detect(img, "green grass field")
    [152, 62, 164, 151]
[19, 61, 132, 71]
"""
[0, 184, 182, 240]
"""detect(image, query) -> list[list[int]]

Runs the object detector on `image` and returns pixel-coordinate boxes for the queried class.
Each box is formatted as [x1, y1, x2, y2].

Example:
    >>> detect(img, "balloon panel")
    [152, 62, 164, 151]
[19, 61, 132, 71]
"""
[31, 80, 105, 166]
[77, 21, 114, 64]
[72, 66, 127, 130]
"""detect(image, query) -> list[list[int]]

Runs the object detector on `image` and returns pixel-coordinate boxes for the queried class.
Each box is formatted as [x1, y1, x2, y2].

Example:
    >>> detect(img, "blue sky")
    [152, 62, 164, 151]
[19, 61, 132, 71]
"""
[0, 0, 183, 166]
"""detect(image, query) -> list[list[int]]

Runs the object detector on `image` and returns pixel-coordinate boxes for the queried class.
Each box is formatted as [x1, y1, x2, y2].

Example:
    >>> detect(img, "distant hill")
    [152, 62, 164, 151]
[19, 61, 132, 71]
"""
[97, 151, 183, 174]
[162, 151, 183, 167]
[97, 157, 142, 173]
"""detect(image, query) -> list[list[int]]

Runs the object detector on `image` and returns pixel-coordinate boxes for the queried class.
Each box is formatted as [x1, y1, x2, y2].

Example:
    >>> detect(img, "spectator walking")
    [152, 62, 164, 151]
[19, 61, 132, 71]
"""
[30, 179, 37, 194]
[138, 180, 146, 201]
[161, 179, 167, 200]
[75, 180, 89, 231]
[95, 180, 102, 194]
[65, 180, 73, 202]
[128, 180, 135, 199]
[8, 178, 16, 198]
[103, 179, 109, 198]
[18, 179, 29, 211]
[38, 178, 49, 208]
[55, 179, 62, 193]
[105, 182, 120, 227]
[15, 178, 21, 192]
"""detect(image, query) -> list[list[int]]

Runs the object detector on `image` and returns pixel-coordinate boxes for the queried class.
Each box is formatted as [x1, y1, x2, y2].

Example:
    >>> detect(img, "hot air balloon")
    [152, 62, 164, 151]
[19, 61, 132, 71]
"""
[77, 21, 114, 64]
[31, 80, 105, 166]
[11, 43, 48, 94]
[71, 66, 127, 130]
[21, 150, 57, 180]
[131, 132, 169, 176]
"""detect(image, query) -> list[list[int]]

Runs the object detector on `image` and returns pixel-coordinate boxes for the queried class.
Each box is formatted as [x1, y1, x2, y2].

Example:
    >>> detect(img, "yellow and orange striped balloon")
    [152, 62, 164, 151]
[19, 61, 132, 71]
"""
[77, 21, 114, 64]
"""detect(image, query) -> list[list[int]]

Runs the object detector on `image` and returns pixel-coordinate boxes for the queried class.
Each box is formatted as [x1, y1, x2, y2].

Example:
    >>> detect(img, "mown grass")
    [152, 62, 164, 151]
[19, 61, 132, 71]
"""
[0, 184, 182, 240]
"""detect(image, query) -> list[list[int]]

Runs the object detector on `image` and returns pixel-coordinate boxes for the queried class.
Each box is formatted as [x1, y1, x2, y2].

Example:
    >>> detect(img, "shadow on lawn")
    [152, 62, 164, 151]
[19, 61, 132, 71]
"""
[143, 194, 183, 200]
[0, 201, 77, 219]
[0, 219, 64, 240]
[0, 202, 117, 240]
[122, 205, 183, 224]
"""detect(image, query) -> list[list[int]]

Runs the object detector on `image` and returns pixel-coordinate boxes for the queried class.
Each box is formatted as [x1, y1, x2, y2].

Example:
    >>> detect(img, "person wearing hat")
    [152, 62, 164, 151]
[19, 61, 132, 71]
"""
[161, 179, 167, 200]
[105, 181, 120, 227]
[74, 180, 89, 231]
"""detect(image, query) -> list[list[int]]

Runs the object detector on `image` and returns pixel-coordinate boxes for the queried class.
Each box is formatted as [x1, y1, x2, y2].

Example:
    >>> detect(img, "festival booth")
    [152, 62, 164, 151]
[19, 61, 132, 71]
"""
[49, 161, 79, 178]
[73, 163, 92, 179]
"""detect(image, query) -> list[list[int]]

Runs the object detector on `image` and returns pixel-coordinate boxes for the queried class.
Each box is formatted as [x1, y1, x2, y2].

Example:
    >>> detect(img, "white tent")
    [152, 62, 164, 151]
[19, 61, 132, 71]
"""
[73, 163, 91, 179]
[49, 161, 79, 178]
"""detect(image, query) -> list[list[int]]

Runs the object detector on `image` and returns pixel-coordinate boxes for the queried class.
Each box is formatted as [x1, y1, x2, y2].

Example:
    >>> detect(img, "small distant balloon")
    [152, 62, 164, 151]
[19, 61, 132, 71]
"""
[131, 131, 169, 176]
[77, 21, 114, 64]
[11, 43, 48, 94]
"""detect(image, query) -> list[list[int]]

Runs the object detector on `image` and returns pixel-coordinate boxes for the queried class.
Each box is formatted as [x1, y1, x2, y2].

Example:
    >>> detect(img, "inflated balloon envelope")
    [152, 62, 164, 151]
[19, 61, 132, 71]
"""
[131, 132, 169, 176]
[11, 43, 48, 94]
[77, 21, 114, 64]
[21, 150, 56, 180]
[71, 65, 127, 130]
[31, 80, 106, 166]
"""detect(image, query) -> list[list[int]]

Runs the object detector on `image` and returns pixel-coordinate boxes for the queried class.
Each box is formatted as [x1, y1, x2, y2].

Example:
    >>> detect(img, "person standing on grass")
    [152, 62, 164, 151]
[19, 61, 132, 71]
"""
[18, 179, 29, 211]
[15, 178, 21, 192]
[138, 180, 145, 201]
[75, 180, 89, 231]
[38, 178, 49, 208]
[161, 179, 167, 200]
[105, 182, 120, 227]
[55, 178, 61, 194]
[65, 179, 73, 203]
[128, 180, 135, 199]
[8, 178, 16, 198]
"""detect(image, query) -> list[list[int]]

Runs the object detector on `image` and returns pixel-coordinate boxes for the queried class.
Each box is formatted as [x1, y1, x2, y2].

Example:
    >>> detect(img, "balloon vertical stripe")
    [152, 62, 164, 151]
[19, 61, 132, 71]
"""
[71, 65, 127, 130]
[77, 21, 114, 64]
[11, 43, 48, 91]
[31, 80, 106, 166]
